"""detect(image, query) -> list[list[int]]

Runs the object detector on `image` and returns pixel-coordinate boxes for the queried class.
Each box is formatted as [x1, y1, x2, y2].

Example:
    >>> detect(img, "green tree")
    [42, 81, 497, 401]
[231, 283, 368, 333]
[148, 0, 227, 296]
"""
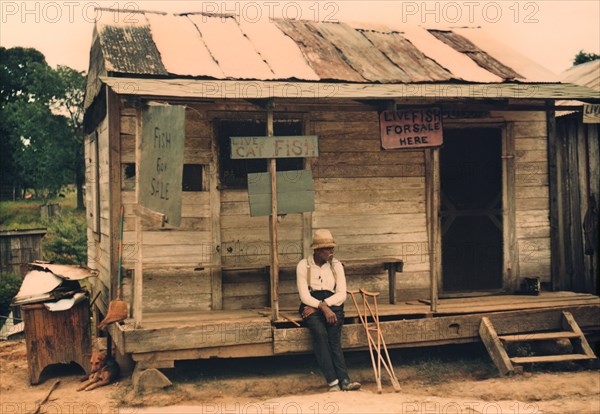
[0, 47, 61, 197]
[0, 47, 86, 204]
[4, 101, 72, 197]
[573, 50, 600, 66]
[55, 66, 86, 209]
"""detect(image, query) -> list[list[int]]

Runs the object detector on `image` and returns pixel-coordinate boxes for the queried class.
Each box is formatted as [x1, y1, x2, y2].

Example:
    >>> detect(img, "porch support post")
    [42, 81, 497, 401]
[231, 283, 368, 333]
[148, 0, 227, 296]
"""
[134, 106, 143, 328]
[267, 101, 280, 321]
[547, 101, 564, 291]
[426, 148, 440, 312]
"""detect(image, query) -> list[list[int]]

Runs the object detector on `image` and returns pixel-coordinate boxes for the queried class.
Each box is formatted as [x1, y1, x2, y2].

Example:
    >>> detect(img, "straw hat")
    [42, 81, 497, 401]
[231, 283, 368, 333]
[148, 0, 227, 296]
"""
[310, 229, 336, 250]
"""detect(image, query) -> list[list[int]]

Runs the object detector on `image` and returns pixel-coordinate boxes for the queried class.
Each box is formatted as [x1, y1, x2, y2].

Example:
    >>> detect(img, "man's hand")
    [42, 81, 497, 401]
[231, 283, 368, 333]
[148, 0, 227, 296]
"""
[301, 305, 317, 319]
[318, 301, 338, 325]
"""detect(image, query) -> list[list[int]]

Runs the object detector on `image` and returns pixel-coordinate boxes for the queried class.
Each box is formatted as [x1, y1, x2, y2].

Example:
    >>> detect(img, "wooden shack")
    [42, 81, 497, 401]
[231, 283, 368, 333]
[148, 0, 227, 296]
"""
[83, 9, 600, 385]
[554, 60, 600, 294]
[0, 229, 47, 277]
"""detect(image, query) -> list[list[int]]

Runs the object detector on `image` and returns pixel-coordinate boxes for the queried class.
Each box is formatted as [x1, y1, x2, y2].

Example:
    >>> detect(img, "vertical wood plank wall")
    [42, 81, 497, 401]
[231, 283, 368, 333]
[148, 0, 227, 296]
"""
[119, 102, 214, 312]
[94, 100, 554, 314]
[311, 110, 428, 302]
[86, 116, 111, 313]
[555, 115, 599, 293]
[500, 111, 552, 284]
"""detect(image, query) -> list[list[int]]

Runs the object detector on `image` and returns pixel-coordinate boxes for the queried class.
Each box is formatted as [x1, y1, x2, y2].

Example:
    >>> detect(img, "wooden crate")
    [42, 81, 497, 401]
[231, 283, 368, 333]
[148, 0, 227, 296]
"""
[22, 299, 91, 384]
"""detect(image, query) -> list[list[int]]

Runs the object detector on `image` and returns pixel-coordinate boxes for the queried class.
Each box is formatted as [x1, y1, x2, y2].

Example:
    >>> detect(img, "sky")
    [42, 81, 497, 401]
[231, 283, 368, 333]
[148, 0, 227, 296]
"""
[1, 0, 599, 76]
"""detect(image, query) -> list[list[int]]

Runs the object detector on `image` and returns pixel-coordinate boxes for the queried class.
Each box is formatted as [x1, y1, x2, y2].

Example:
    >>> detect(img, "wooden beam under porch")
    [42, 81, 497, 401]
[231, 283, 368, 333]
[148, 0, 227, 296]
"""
[107, 292, 600, 362]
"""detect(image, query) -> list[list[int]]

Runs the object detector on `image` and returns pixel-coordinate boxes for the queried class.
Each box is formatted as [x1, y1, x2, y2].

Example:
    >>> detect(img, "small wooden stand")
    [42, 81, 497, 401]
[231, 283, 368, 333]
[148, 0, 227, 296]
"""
[21, 299, 91, 384]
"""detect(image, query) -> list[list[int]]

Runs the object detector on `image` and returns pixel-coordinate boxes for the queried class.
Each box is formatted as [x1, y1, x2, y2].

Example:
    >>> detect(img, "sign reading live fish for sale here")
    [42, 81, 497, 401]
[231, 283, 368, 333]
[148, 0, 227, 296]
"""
[380, 108, 443, 149]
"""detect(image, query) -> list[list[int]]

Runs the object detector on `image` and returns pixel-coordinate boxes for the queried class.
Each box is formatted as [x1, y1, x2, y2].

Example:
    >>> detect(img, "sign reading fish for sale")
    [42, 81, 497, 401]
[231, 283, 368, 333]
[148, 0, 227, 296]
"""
[380, 108, 443, 149]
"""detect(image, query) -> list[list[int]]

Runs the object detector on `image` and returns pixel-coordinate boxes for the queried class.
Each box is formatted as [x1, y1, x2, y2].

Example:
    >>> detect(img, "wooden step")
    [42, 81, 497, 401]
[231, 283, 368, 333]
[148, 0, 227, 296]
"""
[499, 331, 580, 342]
[510, 354, 595, 364]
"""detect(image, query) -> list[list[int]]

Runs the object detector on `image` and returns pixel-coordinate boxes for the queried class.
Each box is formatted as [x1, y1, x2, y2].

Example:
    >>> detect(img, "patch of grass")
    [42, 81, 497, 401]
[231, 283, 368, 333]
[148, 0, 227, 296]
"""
[0, 190, 87, 266]
[0, 200, 45, 230]
[0, 189, 80, 231]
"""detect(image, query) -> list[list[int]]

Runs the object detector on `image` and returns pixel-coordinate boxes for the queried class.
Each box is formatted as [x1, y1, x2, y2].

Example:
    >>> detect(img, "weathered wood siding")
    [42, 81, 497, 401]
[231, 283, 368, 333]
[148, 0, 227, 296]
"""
[498, 111, 551, 283]
[119, 103, 214, 312]
[0, 230, 46, 277]
[86, 116, 111, 312]
[554, 115, 599, 293]
[311, 111, 429, 302]
[89, 97, 557, 316]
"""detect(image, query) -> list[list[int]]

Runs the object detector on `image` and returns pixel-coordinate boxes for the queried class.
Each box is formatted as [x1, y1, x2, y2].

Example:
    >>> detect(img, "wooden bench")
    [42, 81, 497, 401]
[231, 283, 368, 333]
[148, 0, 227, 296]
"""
[269, 257, 404, 305]
[342, 258, 404, 304]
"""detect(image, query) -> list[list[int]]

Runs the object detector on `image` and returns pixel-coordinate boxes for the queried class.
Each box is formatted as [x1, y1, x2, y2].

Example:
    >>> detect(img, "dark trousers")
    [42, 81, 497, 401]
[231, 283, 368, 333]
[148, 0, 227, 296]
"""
[300, 291, 349, 384]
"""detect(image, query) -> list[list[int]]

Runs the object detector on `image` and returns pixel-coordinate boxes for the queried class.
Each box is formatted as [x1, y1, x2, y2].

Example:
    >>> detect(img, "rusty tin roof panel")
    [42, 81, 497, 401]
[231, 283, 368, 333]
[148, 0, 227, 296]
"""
[305, 21, 411, 83]
[145, 13, 225, 78]
[238, 19, 320, 80]
[560, 59, 600, 91]
[359, 30, 453, 82]
[91, 9, 564, 85]
[187, 14, 275, 80]
[96, 10, 167, 75]
[428, 30, 523, 80]
[274, 19, 366, 82]
[399, 26, 502, 82]
[453, 28, 558, 83]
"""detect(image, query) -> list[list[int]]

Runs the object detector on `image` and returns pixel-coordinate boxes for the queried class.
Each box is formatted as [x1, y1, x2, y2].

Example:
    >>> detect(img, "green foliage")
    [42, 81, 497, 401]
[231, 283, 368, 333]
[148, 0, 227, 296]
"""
[43, 211, 87, 266]
[0, 47, 86, 202]
[0, 273, 22, 329]
[0, 190, 78, 230]
[573, 50, 600, 66]
[0, 200, 44, 230]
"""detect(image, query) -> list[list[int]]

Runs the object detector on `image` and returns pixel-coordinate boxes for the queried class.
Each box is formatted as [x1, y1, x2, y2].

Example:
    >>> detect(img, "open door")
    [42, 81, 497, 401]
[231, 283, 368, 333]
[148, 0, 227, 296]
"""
[440, 128, 503, 292]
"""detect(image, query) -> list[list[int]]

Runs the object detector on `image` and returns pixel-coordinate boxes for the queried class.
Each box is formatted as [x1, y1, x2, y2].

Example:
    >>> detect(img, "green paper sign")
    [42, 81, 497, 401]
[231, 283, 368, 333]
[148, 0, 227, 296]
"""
[247, 170, 314, 216]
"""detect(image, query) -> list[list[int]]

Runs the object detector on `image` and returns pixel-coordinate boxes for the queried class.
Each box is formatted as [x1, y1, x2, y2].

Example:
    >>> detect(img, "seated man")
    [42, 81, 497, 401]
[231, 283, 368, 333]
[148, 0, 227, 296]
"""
[297, 229, 361, 392]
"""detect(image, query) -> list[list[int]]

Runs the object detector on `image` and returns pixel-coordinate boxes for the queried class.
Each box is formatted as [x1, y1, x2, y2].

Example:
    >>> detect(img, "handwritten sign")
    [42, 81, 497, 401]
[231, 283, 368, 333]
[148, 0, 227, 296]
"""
[230, 136, 318, 159]
[247, 170, 314, 216]
[583, 104, 600, 123]
[139, 105, 185, 227]
[380, 108, 443, 149]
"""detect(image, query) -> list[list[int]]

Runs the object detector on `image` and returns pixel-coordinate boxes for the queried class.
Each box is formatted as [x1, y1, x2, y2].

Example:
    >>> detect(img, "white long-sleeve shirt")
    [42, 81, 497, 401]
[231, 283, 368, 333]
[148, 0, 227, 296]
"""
[296, 256, 347, 308]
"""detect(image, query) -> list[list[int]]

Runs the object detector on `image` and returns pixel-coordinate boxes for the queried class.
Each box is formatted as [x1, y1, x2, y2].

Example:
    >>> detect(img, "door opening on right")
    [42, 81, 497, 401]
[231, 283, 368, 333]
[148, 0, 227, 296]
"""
[440, 128, 503, 292]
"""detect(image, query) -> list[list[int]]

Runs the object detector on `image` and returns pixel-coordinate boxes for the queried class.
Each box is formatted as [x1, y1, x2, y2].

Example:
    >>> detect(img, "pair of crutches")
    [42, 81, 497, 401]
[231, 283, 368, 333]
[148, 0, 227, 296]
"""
[348, 288, 401, 393]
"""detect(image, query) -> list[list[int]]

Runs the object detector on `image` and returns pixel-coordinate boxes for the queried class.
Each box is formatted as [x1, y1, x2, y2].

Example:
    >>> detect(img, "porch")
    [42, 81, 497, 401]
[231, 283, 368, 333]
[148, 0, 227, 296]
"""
[107, 291, 600, 367]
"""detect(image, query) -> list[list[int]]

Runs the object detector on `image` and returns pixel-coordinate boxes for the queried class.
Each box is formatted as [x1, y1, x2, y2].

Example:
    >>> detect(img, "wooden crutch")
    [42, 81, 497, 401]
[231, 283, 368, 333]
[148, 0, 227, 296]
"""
[348, 289, 381, 392]
[360, 288, 401, 392]
[349, 289, 401, 393]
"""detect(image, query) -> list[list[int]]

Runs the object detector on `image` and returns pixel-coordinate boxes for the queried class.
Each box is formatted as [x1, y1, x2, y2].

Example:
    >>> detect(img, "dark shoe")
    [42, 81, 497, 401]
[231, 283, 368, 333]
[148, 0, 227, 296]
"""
[340, 379, 361, 391]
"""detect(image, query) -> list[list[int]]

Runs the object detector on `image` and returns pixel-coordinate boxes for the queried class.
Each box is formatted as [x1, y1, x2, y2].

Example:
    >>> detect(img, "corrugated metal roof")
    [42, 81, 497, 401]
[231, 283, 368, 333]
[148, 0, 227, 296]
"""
[96, 9, 168, 75]
[428, 29, 523, 80]
[556, 59, 600, 116]
[144, 13, 224, 78]
[560, 59, 600, 91]
[274, 19, 366, 82]
[358, 29, 452, 82]
[92, 9, 560, 84]
[187, 14, 275, 80]
[452, 28, 558, 82]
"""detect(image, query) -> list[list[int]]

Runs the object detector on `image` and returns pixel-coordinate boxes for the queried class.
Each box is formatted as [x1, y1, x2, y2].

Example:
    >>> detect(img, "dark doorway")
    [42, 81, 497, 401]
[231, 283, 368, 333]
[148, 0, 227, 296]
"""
[440, 128, 503, 292]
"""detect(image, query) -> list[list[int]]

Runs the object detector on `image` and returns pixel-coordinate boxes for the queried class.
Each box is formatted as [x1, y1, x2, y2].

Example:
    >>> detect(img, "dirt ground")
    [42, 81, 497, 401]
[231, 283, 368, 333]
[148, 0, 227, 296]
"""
[1, 339, 599, 414]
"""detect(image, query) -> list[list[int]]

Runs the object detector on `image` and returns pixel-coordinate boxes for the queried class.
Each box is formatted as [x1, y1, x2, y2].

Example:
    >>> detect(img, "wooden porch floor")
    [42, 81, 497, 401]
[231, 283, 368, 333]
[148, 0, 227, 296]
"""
[110, 292, 600, 359]
[131, 291, 600, 329]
